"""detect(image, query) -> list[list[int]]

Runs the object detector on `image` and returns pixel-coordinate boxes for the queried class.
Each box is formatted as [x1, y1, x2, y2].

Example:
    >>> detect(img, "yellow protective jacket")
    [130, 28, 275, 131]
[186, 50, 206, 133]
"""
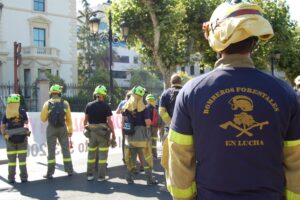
[162, 129, 196, 200]
[40, 97, 73, 135]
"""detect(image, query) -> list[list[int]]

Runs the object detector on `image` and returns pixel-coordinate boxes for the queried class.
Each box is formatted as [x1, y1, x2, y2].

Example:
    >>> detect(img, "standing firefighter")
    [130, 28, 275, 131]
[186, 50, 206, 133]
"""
[1, 94, 30, 183]
[164, 1, 300, 200]
[122, 86, 157, 185]
[40, 84, 73, 179]
[159, 74, 182, 138]
[145, 94, 159, 158]
[83, 85, 116, 181]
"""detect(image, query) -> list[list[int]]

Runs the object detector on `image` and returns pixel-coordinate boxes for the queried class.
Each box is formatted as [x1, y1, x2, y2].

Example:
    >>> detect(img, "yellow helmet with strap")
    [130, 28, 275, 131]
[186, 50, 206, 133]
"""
[203, 0, 274, 52]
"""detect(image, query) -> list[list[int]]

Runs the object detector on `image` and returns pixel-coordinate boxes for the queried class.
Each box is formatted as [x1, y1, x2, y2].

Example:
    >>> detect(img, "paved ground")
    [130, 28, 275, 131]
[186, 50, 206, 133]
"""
[0, 137, 172, 200]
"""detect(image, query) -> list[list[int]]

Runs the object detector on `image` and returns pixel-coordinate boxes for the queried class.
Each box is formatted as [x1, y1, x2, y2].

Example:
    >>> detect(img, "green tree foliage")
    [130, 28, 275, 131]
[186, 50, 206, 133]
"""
[130, 68, 164, 97]
[112, 0, 299, 84]
[77, 0, 124, 108]
[77, 0, 112, 84]
[112, 0, 188, 88]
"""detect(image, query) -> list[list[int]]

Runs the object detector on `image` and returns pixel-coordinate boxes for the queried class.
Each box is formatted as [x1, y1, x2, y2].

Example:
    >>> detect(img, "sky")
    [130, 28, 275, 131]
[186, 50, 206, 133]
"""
[76, 0, 300, 23]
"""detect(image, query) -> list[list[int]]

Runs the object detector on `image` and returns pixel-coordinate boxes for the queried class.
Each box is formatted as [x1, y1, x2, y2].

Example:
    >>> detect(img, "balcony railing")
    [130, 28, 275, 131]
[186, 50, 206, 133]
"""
[22, 46, 60, 58]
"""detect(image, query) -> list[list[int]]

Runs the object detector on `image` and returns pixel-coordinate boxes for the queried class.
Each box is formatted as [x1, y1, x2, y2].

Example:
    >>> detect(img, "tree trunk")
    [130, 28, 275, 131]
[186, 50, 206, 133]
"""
[142, 0, 172, 89]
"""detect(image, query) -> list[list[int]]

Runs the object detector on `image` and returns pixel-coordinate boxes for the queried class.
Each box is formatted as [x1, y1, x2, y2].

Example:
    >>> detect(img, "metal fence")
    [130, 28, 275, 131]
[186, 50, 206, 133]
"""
[0, 83, 39, 112]
[62, 83, 98, 112]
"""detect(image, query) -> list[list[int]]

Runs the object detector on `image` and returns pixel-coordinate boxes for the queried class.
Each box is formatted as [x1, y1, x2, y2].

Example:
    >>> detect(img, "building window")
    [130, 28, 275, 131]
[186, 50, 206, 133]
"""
[181, 66, 185, 72]
[112, 71, 127, 79]
[38, 68, 51, 79]
[190, 65, 194, 75]
[134, 57, 139, 64]
[24, 69, 31, 98]
[34, 0, 45, 12]
[33, 28, 46, 47]
[117, 56, 130, 63]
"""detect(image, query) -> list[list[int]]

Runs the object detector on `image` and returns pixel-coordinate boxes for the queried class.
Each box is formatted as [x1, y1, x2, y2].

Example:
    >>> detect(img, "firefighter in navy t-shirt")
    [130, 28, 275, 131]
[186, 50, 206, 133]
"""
[122, 86, 158, 185]
[159, 74, 182, 127]
[1, 94, 30, 183]
[163, 1, 300, 200]
[83, 85, 116, 181]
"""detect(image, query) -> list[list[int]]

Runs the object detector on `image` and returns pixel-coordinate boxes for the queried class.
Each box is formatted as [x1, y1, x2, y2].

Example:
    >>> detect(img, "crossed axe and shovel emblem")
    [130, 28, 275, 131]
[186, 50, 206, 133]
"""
[220, 95, 269, 137]
[220, 120, 269, 138]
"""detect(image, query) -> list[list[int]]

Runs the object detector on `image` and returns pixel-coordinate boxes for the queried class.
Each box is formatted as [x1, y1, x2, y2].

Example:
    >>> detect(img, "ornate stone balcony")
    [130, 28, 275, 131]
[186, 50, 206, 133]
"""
[22, 46, 60, 59]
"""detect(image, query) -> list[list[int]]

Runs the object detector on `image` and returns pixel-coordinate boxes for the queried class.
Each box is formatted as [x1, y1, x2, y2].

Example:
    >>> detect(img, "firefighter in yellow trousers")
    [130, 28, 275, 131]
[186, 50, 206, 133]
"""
[40, 84, 73, 179]
[122, 86, 158, 185]
[163, 1, 300, 200]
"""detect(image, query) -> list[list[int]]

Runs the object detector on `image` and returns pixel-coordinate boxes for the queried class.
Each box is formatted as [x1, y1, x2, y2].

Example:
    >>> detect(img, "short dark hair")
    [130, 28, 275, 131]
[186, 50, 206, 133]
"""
[170, 74, 182, 85]
[222, 36, 258, 54]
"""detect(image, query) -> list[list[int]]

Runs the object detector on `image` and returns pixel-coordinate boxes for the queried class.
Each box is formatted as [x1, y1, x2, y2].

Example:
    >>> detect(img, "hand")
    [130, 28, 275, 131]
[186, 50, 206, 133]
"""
[111, 133, 116, 140]
[3, 134, 9, 140]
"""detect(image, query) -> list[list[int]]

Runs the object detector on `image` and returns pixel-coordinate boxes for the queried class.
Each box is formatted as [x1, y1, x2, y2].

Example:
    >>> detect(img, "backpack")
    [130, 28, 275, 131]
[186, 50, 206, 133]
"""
[48, 99, 65, 127]
[169, 87, 181, 117]
[122, 110, 135, 135]
[151, 107, 158, 127]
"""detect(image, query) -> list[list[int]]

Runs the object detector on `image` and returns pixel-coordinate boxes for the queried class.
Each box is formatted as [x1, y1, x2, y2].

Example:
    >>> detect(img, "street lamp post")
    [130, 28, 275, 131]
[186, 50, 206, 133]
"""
[108, 9, 113, 106]
[89, 1, 129, 108]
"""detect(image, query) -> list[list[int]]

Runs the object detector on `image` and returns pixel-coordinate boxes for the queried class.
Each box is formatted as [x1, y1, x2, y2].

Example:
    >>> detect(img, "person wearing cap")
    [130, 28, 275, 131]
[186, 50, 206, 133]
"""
[164, 1, 300, 199]
[145, 94, 159, 158]
[1, 94, 30, 183]
[40, 84, 74, 179]
[83, 85, 115, 181]
[122, 86, 158, 185]
[294, 75, 300, 99]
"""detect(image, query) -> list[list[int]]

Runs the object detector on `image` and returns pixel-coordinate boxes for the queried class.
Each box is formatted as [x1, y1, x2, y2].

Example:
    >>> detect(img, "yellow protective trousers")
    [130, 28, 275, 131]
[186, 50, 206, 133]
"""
[6, 139, 28, 182]
[150, 126, 158, 158]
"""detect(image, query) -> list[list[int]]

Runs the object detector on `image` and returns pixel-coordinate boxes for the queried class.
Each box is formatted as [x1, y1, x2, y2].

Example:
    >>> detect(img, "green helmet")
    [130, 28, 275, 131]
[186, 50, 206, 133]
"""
[132, 86, 145, 97]
[7, 94, 21, 104]
[146, 94, 155, 101]
[94, 85, 107, 96]
[49, 84, 62, 94]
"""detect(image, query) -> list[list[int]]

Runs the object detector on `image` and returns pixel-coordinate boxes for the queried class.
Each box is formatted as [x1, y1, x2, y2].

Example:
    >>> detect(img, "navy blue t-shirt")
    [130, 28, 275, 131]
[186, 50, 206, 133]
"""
[171, 67, 300, 200]
[2, 108, 28, 143]
[159, 86, 182, 118]
[122, 108, 150, 126]
[85, 100, 112, 124]
[2, 108, 28, 129]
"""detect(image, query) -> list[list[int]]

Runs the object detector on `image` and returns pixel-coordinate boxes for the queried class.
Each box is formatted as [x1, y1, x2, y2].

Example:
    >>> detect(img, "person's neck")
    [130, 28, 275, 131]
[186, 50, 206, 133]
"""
[221, 52, 251, 58]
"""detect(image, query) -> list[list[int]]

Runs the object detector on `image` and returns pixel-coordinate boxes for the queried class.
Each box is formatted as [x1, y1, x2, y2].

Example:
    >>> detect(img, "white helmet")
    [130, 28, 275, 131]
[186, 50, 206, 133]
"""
[203, 0, 274, 52]
[294, 75, 300, 85]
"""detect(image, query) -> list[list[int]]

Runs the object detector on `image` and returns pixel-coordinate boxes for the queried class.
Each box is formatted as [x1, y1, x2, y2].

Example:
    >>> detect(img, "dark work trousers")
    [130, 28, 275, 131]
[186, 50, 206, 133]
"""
[6, 139, 28, 182]
[46, 124, 73, 176]
[87, 125, 110, 179]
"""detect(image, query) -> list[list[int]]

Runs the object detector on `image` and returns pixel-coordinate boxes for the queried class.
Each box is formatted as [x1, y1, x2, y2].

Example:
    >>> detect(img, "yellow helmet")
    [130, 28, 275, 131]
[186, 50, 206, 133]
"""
[229, 95, 253, 112]
[203, 0, 274, 52]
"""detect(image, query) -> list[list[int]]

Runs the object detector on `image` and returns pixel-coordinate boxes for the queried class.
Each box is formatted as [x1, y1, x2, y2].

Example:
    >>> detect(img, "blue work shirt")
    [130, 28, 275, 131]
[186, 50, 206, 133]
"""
[171, 63, 300, 199]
